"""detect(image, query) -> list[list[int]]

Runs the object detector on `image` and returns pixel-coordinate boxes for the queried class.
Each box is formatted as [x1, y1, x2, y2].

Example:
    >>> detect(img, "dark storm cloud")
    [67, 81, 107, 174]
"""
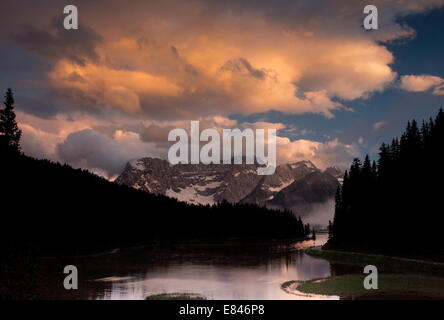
[16, 94, 60, 119]
[171, 45, 199, 76]
[171, 46, 180, 59]
[57, 129, 131, 176]
[12, 18, 102, 66]
[140, 124, 175, 142]
[220, 58, 267, 80]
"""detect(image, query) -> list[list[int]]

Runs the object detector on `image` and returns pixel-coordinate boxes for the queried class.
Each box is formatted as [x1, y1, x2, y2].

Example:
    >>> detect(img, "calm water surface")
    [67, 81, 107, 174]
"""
[39, 234, 339, 300]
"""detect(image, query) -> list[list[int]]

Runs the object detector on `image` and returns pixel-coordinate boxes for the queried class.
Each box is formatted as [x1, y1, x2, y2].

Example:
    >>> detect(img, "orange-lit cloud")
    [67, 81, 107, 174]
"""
[4, 0, 444, 174]
[13, 0, 429, 120]
[46, 23, 396, 119]
[276, 137, 360, 169]
[399, 74, 444, 95]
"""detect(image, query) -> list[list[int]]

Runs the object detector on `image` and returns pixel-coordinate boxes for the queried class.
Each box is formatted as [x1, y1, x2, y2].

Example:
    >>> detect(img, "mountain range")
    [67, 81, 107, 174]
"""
[116, 158, 343, 222]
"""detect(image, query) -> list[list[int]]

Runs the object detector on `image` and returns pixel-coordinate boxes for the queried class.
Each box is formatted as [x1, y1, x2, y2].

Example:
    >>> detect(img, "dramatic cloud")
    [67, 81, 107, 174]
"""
[12, 19, 102, 66]
[8, 0, 438, 120]
[139, 124, 176, 143]
[16, 110, 362, 175]
[276, 137, 361, 169]
[399, 74, 444, 95]
[16, 111, 159, 178]
[56, 129, 163, 178]
[48, 60, 182, 114]
[16, 110, 110, 161]
[3, 0, 444, 174]
[20, 122, 61, 161]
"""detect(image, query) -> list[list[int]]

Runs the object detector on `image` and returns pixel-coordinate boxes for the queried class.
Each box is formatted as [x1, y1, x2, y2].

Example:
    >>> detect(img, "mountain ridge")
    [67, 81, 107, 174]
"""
[116, 157, 343, 217]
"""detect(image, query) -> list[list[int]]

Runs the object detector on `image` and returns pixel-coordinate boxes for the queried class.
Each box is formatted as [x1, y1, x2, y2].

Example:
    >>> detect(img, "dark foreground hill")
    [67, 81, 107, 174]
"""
[0, 152, 310, 257]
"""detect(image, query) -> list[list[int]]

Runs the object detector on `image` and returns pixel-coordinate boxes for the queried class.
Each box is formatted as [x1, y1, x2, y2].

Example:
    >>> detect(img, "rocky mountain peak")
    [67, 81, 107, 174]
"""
[116, 157, 340, 217]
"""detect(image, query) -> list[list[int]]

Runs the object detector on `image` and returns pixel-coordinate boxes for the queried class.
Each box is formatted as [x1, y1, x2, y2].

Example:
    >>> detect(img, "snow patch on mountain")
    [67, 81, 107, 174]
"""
[267, 179, 295, 193]
[129, 159, 146, 171]
[166, 186, 216, 205]
[116, 157, 343, 222]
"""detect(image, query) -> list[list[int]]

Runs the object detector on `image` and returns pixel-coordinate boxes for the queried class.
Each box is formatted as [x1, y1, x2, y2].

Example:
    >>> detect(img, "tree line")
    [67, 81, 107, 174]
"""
[328, 108, 444, 261]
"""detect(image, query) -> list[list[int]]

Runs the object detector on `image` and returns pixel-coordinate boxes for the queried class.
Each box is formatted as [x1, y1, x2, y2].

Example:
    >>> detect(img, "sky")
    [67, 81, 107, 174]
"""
[1, 0, 444, 179]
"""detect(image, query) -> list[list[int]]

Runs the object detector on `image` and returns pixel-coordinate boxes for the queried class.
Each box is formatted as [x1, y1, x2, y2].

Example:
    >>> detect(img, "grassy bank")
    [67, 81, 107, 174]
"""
[284, 247, 444, 299]
[297, 274, 444, 299]
[305, 247, 444, 277]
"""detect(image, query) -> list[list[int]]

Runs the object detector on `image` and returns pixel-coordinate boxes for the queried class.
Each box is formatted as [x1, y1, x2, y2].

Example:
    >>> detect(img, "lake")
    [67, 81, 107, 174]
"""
[37, 234, 340, 300]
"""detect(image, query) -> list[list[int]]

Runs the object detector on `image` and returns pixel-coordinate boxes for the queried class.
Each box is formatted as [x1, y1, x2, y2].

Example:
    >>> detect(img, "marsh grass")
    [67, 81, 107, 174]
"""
[297, 274, 444, 299]
[305, 247, 444, 277]
[146, 292, 206, 300]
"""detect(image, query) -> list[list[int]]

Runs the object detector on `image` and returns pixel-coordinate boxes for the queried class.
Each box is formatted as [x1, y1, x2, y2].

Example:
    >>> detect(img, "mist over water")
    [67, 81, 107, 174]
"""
[301, 198, 335, 229]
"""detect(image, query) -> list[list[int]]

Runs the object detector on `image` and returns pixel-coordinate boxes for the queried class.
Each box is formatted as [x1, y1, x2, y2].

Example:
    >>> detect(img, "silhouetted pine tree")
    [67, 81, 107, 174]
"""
[327, 220, 333, 240]
[0, 89, 22, 153]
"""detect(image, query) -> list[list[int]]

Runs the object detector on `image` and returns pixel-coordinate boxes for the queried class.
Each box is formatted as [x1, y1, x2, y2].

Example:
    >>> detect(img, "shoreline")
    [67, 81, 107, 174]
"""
[279, 246, 444, 299]
[38, 237, 314, 260]
[285, 274, 444, 300]
[305, 246, 444, 277]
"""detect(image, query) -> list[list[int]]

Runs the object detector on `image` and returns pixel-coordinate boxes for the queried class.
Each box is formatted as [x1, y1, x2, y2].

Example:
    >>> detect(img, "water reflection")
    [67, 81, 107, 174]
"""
[38, 235, 339, 300]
